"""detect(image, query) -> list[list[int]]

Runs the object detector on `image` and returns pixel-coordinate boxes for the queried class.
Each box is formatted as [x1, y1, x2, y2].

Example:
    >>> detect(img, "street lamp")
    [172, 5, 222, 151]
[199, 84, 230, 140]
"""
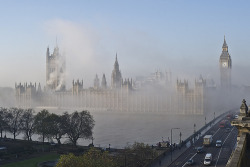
[91, 137, 94, 146]
[194, 123, 196, 134]
[179, 132, 182, 145]
[194, 123, 196, 144]
[171, 128, 180, 162]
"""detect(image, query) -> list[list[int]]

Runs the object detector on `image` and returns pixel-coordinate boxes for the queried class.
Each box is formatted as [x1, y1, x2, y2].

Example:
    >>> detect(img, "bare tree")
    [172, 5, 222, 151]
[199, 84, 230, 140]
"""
[65, 110, 95, 146]
[34, 109, 51, 143]
[0, 108, 8, 138]
[5, 108, 24, 140]
[21, 108, 35, 141]
[47, 113, 67, 144]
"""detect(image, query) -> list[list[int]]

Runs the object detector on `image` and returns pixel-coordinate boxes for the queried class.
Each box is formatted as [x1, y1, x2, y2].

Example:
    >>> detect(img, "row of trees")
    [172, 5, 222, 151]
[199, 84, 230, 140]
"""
[0, 108, 95, 146]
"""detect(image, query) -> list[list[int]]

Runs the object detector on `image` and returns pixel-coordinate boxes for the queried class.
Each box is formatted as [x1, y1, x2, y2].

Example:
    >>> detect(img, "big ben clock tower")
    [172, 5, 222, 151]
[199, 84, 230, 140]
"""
[219, 36, 232, 90]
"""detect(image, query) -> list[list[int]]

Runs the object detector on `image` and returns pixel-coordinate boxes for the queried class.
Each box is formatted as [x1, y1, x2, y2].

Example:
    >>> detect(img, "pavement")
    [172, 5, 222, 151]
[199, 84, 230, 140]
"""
[149, 145, 191, 167]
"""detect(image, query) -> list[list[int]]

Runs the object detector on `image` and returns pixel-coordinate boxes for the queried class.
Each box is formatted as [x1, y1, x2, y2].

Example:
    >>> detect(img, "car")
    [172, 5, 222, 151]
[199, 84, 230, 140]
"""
[204, 153, 212, 165]
[187, 158, 194, 165]
[216, 140, 222, 147]
[196, 146, 204, 153]
[226, 127, 231, 132]
[234, 115, 239, 119]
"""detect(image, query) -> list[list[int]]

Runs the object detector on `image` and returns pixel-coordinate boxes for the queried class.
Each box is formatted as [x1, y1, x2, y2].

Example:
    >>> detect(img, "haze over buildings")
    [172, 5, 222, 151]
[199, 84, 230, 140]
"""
[1, 1, 250, 90]
[1, 2, 250, 153]
[14, 37, 241, 115]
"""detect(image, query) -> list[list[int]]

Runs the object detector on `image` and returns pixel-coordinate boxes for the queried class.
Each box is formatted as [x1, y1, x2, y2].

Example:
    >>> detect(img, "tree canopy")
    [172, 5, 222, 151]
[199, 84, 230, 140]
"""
[56, 148, 117, 167]
[34, 109, 51, 143]
[0, 108, 95, 147]
[64, 111, 95, 146]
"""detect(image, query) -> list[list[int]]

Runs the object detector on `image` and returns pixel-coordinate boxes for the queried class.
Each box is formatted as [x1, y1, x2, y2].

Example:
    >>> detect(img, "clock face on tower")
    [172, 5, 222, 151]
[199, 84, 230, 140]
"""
[222, 62, 227, 68]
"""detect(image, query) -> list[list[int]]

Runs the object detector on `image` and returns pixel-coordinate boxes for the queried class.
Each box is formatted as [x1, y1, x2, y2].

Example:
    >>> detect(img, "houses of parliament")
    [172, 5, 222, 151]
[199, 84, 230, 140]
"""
[15, 37, 232, 115]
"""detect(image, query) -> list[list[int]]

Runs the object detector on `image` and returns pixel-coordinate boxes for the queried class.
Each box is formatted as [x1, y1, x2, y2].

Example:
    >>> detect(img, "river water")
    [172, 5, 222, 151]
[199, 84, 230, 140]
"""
[8, 109, 220, 149]
[77, 111, 217, 149]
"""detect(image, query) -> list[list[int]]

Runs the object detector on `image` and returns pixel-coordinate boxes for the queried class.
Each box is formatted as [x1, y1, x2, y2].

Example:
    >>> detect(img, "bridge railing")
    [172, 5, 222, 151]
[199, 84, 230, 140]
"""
[226, 133, 247, 167]
[187, 109, 234, 146]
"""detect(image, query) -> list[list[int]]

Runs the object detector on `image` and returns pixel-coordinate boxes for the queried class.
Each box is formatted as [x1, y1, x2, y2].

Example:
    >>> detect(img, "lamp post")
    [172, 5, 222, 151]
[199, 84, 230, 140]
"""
[194, 123, 196, 144]
[91, 137, 94, 146]
[179, 132, 182, 145]
[171, 128, 180, 162]
[194, 123, 196, 134]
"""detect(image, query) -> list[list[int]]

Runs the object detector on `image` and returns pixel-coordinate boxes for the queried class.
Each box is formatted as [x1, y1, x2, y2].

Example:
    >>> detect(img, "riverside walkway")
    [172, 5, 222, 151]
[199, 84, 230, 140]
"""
[150, 145, 190, 167]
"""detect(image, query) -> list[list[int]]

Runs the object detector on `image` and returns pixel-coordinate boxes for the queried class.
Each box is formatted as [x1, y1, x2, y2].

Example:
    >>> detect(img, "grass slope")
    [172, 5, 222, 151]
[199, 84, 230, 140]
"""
[2, 153, 60, 167]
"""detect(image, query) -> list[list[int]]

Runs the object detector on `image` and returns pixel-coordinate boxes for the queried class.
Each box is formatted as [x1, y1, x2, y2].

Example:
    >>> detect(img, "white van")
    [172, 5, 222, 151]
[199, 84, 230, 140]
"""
[204, 153, 212, 165]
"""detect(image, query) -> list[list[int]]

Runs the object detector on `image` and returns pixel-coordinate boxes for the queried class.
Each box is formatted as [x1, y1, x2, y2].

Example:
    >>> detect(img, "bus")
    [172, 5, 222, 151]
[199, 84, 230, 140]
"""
[219, 120, 230, 128]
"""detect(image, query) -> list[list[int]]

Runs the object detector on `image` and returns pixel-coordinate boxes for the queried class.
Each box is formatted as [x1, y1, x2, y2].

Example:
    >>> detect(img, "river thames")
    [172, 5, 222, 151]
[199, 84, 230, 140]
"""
[78, 111, 218, 148]
[7, 109, 222, 149]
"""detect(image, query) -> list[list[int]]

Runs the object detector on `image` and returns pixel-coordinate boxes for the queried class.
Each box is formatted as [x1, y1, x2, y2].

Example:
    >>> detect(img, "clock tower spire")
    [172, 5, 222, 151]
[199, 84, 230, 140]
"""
[219, 36, 232, 90]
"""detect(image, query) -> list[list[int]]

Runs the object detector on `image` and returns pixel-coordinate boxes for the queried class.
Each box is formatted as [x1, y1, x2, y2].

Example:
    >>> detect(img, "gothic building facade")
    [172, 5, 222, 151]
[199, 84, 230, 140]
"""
[15, 46, 209, 115]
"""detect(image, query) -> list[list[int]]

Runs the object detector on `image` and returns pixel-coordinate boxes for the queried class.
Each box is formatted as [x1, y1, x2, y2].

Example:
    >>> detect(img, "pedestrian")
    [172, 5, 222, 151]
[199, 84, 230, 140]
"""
[159, 160, 161, 166]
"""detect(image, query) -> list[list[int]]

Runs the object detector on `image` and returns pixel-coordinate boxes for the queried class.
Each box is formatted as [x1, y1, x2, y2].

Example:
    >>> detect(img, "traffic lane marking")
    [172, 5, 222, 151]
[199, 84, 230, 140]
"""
[181, 153, 197, 167]
[215, 127, 234, 167]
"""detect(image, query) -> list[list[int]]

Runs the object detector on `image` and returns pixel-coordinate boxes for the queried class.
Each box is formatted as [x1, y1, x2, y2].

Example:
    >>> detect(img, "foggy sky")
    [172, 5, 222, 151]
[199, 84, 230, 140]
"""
[1, 1, 250, 88]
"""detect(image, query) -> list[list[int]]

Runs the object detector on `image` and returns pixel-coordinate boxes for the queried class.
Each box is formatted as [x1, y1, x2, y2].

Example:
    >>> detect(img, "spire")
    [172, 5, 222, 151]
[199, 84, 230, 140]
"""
[111, 52, 122, 89]
[46, 47, 50, 56]
[222, 35, 228, 48]
[101, 73, 107, 89]
[114, 53, 119, 69]
[38, 83, 42, 92]
[94, 74, 100, 89]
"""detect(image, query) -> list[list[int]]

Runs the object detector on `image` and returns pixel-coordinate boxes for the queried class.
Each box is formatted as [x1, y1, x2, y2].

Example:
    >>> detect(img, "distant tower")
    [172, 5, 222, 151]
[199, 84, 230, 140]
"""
[176, 79, 188, 94]
[195, 75, 206, 94]
[101, 74, 107, 89]
[94, 74, 100, 89]
[46, 45, 66, 91]
[219, 36, 232, 90]
[111, 54, 122, 89]
[72, 79, 83, 95]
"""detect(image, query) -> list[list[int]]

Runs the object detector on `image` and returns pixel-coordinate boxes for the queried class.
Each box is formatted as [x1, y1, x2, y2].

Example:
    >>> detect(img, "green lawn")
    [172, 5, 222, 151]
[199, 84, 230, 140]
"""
[2, 153, 60, 167]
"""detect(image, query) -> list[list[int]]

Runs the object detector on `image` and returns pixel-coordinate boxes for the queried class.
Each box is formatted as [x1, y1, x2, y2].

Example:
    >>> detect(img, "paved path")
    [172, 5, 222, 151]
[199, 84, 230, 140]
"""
[149, 145, 190, 167]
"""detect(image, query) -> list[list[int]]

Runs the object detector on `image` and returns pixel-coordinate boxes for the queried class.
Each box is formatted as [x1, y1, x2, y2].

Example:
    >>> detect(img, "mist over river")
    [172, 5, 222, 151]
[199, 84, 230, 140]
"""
[87, 112, 215, 148]
[7, 109, 221, 149]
